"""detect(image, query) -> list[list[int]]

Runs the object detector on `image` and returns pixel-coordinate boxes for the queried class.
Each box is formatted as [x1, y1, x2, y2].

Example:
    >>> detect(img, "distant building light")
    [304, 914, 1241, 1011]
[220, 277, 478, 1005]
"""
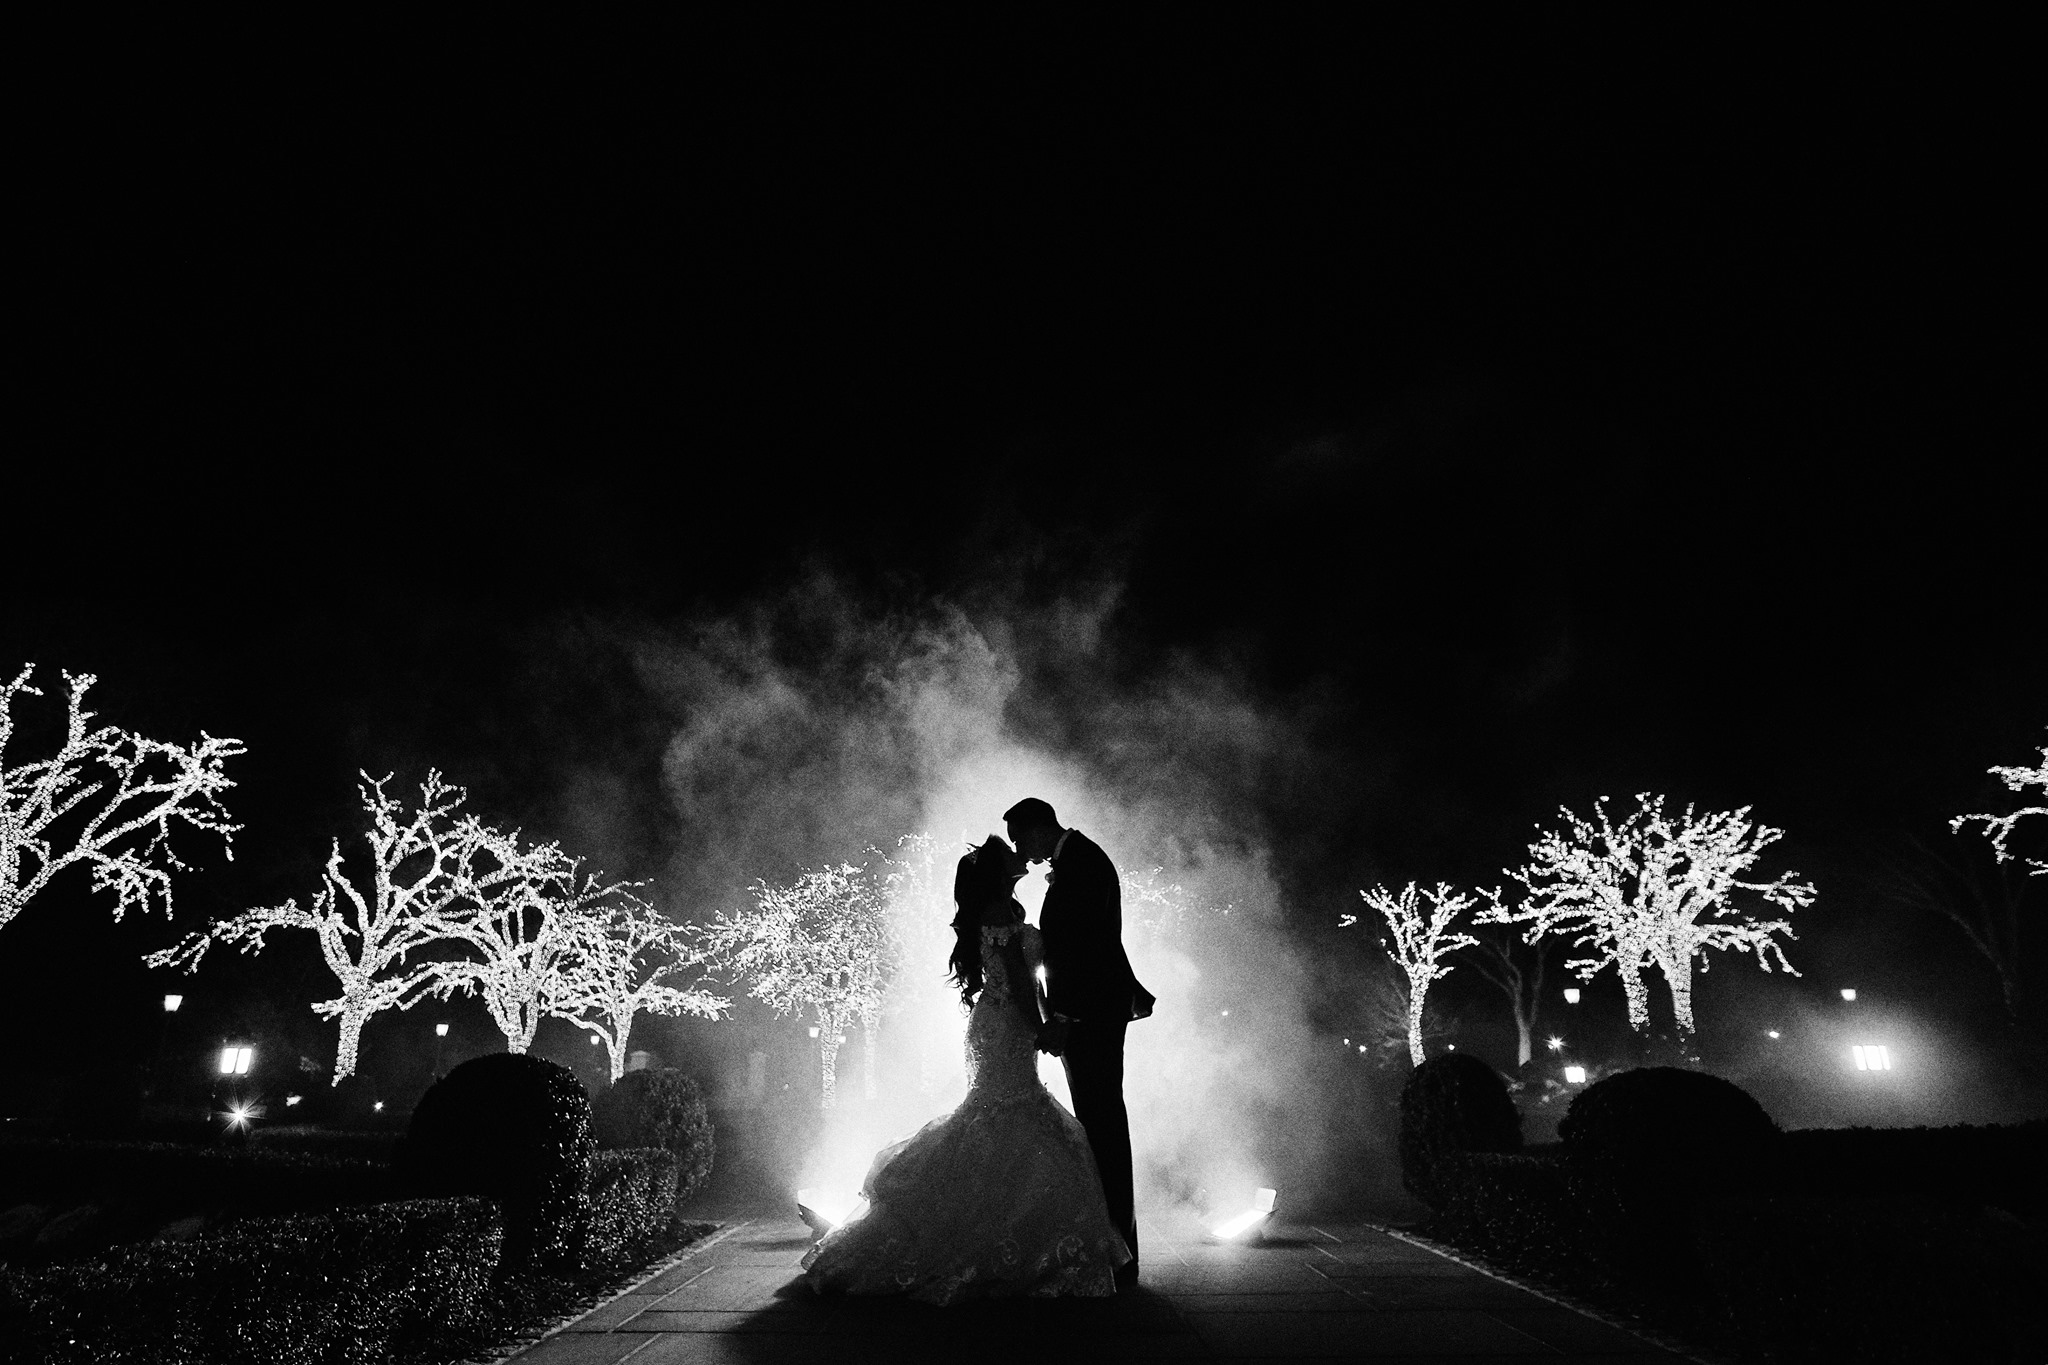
[1357, 1044, 1367, 1053]
[373, 1100, 385, 1112]
[1852, 1045, 1892, 1072]
[1767, 1030, 1781, 1039]
[1342, 1038, 1350, 1045]
[1840, 988, 1857, 1002]
[1564, 1065, 1588, 1084]
[435, 1023, 449, 1037]
[1447, 1044, 1456, 1050]
[163, 994, 183, 1013]
[807, 1026, 821, 1039]
[590, 1034, 602, 1045]
[285, 1094, 302, 1107]
[1220, 1010, 1230, 1017]
[1562, 988, 1581, 1005]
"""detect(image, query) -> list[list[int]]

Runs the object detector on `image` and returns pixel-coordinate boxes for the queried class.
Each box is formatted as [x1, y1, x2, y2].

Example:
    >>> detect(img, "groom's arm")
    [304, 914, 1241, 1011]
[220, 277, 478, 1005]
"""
[1039, 844, 1123, 1019]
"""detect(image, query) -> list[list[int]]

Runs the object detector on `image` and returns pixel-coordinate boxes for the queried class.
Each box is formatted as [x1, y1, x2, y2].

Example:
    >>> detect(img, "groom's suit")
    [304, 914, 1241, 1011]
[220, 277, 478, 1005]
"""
[1039, 828, 1154, 1274]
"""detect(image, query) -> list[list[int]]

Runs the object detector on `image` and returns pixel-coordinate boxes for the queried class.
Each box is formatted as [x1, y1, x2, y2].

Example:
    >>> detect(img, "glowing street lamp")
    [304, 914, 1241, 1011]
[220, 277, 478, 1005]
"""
[1545, 1036, 1565, 1053]
[432, 1021, 449, 1075]
[1563, 1065, 1588, 1084]
[1766, 1030, 1781, 1039]
[284, 1094, 302, 1107]
[163, 994, 183, 1013]
[1840, 988, 1857, 1002]
[373, 1100, 385, 1112]
[1562, 988, 1581, 1005]
[1210, 1188, 1278, 1243]
[434, 1023, 449, 1036]
[223, 1103, 254, 1131]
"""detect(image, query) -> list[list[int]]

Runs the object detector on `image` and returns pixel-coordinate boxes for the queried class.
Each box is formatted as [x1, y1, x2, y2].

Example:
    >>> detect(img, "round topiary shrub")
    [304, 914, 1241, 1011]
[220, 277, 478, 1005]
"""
[1560, 1066, 1781, 1278]
[590, 1068, 715, 1207]
[395, 1053, 594, 1271]
[1399, 1053, 1523, 1210]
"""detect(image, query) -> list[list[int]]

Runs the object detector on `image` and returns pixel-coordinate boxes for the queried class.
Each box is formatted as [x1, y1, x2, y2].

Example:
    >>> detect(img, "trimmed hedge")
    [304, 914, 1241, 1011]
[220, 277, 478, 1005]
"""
[1418, 1071, 2048, 1363]
[396, 1054, 594, 1273]
[1781, 1120, 2048, 1224]
[247, 1126, 401, 1165]
[1398, 1054, 1522, 1210]
[0, 1138, 392, 1263]
[590, 1068, 714, 1207]
[1558, 1067, 1780, 1283]
[0, 1197, 501, 1365]
[584, 1149, 680, 1265]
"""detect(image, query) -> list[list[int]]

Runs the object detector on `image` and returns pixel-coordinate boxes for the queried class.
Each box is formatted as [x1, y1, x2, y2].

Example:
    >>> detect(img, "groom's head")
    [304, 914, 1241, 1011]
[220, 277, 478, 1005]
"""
[1003, 797, 1063, 864]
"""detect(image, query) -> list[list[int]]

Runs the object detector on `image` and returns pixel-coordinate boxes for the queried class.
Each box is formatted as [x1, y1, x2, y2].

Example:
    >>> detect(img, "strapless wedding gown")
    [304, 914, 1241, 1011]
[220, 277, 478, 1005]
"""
[802, 921, 1131, 1303]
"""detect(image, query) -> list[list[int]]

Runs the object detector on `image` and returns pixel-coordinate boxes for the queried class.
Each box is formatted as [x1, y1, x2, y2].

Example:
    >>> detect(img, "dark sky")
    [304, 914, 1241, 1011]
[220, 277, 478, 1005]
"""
[6, 17, 2042, 1092]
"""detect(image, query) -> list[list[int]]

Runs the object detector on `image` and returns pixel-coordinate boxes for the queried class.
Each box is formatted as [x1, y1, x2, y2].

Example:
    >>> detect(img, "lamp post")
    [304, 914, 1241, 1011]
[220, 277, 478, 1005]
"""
[432, 1022, 449, 1077]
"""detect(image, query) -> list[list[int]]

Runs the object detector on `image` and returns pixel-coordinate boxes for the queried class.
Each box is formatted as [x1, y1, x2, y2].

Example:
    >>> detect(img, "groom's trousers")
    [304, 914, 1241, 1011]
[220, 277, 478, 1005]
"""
[1062, 1019, 1137, 1269]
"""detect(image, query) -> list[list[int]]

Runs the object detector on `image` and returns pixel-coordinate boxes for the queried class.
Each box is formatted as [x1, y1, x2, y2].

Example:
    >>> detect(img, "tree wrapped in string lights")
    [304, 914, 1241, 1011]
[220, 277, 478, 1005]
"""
[1344, 882, 1480, 1066]
[1953, 736, 2048, 878]
[2, 665, 243, 932]
[1480, 793, 1815, 1038]
[700, 860, 892, 1108]
[546, 891, 729, 1083]
[420, 839, 635, 1057]
[150, 770, 495, 1083]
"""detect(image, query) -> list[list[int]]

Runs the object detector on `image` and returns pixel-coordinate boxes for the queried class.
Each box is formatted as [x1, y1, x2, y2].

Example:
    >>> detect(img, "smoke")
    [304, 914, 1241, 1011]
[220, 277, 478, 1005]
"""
[604, 562, 1402, 1222]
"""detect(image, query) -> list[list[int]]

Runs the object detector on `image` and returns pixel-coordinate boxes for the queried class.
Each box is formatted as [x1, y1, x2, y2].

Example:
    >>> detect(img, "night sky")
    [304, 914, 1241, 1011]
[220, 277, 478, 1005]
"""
[5, 18, 2041, 1114]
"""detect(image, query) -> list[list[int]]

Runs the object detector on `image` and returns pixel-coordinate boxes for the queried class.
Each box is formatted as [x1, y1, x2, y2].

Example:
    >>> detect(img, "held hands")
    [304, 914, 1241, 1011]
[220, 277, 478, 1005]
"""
[1035, 1019, 1072, 1057]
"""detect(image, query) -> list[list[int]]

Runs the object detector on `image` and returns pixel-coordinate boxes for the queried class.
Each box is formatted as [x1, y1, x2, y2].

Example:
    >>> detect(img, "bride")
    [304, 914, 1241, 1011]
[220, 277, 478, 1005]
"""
[801, 835, 1133, 1302]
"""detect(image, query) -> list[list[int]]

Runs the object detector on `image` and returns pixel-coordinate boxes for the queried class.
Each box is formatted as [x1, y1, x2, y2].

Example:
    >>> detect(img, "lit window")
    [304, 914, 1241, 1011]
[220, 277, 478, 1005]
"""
[1852, 1045, 1892, 1072]
[219, 1047, 237, 1074]
[233, 1047, 254, 1075]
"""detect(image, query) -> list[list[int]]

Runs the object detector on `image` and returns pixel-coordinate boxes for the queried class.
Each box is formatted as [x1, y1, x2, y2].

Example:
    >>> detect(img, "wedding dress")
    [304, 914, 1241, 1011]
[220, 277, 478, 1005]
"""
[801, 917, 1131, 1303]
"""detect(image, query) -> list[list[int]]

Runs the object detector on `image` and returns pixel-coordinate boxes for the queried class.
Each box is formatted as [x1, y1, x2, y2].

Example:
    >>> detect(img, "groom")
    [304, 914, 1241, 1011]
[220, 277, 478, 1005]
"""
[1005, 797, 1154, 1289]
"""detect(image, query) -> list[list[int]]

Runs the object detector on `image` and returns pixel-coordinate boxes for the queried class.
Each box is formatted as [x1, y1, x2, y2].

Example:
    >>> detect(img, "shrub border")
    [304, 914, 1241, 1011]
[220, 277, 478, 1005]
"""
[1364, 1219, 1726, 1365]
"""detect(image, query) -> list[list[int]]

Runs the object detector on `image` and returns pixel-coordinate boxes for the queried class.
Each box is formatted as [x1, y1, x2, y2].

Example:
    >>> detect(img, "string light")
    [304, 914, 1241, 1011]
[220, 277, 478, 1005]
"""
[1476, 794, 1813, 1037]
[1344, 883, 1480, 1066]
[0, 665, 243, 933]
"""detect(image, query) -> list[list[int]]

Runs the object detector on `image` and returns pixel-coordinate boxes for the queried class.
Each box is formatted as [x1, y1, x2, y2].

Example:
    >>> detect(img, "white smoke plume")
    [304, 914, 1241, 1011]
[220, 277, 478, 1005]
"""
[602, 564, 1405, 1222]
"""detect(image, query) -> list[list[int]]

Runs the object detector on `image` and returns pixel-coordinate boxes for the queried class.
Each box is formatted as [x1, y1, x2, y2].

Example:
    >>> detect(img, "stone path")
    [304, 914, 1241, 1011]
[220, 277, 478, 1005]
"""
[505, 1212, 1704, 1363]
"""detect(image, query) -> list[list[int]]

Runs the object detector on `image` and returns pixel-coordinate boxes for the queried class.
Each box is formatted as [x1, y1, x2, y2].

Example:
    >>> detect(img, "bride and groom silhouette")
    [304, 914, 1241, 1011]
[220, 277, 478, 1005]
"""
[802, 798, 1156, 1302]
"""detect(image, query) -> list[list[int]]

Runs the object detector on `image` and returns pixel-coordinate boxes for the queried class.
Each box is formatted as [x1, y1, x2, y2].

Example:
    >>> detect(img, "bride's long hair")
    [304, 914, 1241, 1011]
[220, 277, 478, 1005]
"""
[947, 836, 1020, 1007]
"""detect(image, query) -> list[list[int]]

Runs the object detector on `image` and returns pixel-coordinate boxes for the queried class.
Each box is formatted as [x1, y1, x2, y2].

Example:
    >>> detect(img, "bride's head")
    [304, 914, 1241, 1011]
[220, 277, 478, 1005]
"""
[946, 835, 1024, 1006]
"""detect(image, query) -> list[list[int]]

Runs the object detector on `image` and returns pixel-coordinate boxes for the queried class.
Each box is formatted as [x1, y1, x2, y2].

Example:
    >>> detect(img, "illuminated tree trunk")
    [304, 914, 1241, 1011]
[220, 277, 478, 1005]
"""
[1661, 952, 1697, 1036]
[819, 1032, 840, 1110]
[1405, 980, 1427, 1067]
[1617, 961, 1650, 1032]
[333, 998, 371, 1085]
[605, 1013, 633, 1084]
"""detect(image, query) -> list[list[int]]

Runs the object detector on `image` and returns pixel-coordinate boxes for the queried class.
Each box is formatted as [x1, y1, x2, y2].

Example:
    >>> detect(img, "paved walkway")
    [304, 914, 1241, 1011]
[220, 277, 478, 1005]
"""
[506, 1208, 1703, 1364]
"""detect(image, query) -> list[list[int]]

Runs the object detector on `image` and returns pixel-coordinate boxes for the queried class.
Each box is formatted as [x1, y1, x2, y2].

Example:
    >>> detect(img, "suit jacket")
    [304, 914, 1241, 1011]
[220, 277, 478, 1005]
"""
[1039, 829, 1155, 1024]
